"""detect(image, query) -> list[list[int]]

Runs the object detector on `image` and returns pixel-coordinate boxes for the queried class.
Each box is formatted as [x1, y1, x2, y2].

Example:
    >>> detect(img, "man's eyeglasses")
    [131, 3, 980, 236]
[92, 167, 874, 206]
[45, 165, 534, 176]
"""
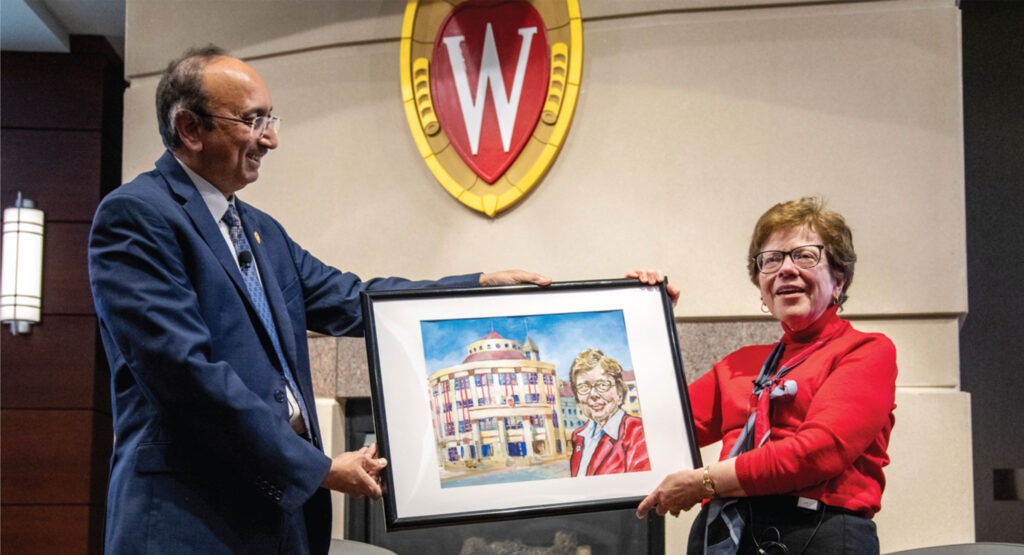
[198, 111, 281, 137]
[575, 380, 614, 396]
[753, 244, 825, 274]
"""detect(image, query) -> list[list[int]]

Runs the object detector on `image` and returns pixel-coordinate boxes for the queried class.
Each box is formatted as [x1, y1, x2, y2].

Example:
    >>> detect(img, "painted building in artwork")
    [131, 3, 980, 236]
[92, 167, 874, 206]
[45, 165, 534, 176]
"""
[621, 369, 642, 415]
[558, 381, 586, 435]
[427, 331, 565, 466]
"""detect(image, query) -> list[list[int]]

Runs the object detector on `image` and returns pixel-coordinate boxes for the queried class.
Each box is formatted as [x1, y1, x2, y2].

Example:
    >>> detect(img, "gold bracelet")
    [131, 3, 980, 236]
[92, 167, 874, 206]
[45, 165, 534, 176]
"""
[702, 465, 717, 497]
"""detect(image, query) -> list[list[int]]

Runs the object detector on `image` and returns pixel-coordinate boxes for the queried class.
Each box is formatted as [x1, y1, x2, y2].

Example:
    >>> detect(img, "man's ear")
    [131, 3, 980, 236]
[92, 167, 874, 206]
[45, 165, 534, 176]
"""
[174, 110, 205, 153]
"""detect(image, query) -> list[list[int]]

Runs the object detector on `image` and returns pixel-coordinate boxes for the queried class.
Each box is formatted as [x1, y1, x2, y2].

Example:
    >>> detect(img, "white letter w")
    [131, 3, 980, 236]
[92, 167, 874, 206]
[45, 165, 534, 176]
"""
[442, 24, 538, 155]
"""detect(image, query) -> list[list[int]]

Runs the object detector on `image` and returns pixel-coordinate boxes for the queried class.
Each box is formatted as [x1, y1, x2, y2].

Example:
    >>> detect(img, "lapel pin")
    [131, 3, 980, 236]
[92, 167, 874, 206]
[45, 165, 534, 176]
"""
[254, 231, 261, 245]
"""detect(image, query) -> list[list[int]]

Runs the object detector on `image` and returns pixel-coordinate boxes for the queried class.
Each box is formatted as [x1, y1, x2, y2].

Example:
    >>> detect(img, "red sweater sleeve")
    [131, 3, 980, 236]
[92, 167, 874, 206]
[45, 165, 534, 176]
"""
[689, 344, 777, 453]
[688, 363, 724, 447]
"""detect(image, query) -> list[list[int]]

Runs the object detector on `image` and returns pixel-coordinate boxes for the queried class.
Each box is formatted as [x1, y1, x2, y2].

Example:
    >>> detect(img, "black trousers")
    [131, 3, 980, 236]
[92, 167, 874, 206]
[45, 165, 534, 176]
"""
[687, 496, 879, 555]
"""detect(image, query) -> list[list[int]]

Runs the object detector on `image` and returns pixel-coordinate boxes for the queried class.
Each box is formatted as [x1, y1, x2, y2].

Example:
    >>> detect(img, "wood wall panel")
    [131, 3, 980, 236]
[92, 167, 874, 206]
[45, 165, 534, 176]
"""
[0, 130, 103, 221]
[1, 37, 122, 555]
[0, 410, 111, 504]
[1, 505, 104, 555]
[42, 223, 95, 315]
[0, 316, 104, 410]
[0, 52, 107, 130]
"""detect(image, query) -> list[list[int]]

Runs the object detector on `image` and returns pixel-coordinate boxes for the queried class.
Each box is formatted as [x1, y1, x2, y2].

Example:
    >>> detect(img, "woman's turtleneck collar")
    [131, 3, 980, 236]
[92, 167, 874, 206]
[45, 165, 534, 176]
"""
[780, 305, 847, 345]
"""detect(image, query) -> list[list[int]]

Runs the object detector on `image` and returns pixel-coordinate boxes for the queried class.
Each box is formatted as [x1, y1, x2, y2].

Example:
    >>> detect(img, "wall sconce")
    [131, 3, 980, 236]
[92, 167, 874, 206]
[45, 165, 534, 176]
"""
[1, 192, 45, 335]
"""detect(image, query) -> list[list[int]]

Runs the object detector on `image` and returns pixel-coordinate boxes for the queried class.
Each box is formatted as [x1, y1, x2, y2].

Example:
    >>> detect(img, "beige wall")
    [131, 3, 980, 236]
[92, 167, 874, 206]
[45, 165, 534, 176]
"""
[123, 0, 971, 552]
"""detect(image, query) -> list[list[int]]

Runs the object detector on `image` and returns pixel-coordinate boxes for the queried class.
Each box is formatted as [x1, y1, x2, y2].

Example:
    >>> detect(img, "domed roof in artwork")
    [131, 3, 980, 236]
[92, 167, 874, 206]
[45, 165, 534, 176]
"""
[463, 331, 525, 363]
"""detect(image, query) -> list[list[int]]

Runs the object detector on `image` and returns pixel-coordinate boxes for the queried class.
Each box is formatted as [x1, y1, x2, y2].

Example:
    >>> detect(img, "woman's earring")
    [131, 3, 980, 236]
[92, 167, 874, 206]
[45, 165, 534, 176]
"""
[760, 300, 770, 313]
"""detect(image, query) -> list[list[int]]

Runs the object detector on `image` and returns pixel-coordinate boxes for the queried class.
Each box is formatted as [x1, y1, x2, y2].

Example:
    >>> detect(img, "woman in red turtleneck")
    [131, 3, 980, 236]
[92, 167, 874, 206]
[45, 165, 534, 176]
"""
[635, 197, 897, 555]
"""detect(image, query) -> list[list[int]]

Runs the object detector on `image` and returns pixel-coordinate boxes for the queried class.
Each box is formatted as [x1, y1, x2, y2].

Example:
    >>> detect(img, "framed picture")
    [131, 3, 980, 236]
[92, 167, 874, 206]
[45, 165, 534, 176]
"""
[361, 279, 700, 530]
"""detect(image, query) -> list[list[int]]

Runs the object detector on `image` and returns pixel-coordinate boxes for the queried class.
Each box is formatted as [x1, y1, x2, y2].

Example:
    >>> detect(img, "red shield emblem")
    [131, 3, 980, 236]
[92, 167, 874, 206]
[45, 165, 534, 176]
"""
[430, 2, 550, 184]
[401, 0, 583, 217]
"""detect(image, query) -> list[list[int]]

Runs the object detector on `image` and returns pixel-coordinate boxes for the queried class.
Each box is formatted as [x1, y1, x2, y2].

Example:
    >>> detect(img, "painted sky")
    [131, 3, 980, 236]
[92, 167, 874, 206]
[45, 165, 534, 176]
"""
[420, 310, 633, 379]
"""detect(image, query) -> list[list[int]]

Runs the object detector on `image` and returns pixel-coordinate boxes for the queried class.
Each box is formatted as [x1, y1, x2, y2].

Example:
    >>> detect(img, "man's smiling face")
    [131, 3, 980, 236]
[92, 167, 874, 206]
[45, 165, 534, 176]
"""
[192, 56, 278, 197]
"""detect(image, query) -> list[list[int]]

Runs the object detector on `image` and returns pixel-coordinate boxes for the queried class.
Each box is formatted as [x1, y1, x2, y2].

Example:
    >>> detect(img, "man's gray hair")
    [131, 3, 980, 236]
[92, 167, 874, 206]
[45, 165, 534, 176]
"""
[155, 45, 227, 149]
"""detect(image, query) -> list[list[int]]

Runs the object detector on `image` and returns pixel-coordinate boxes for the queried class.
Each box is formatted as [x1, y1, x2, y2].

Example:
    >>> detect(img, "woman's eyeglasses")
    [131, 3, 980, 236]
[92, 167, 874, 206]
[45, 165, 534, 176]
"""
[753, 245, 825, 274]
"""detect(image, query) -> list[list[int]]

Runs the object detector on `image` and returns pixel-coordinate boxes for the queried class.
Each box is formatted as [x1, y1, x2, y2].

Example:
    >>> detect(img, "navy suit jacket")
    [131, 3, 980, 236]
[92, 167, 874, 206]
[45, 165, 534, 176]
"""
[89, 151, 480, 554]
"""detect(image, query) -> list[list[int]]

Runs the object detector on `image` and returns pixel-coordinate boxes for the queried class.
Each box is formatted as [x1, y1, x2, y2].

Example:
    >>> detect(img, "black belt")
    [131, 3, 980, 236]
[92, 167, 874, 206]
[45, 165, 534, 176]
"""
[744, 495, 869, 520]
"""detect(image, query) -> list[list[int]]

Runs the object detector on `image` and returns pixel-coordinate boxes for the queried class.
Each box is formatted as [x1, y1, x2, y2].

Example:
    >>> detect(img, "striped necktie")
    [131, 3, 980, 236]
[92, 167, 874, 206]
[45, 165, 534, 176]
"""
[223, 204, 310, 437]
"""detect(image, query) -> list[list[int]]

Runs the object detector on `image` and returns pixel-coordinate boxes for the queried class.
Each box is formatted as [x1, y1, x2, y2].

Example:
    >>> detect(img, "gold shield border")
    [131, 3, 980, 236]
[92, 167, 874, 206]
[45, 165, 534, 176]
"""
[400, 0, 583, 217]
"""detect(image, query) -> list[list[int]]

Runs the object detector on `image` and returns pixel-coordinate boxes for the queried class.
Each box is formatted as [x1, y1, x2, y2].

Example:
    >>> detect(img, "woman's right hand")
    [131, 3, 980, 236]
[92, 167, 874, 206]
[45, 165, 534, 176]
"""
[626, 269, 680, 306]
[636, 468, 704, 518]
[637, 459, 745, 518]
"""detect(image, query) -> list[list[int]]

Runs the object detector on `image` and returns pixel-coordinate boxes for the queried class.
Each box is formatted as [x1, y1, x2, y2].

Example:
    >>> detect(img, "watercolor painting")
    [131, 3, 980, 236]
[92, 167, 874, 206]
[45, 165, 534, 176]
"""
[420, 310, 650, 488]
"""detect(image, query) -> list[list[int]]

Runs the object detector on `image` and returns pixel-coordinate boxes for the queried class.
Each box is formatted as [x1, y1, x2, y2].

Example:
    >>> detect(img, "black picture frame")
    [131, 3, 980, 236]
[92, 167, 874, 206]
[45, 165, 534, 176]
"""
[361, 279, 700, 530]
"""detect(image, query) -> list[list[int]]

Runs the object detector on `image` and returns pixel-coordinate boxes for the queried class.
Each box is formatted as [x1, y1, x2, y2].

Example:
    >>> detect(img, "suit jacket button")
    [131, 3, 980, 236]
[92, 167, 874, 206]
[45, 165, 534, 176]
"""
[274, 389, 286, 403]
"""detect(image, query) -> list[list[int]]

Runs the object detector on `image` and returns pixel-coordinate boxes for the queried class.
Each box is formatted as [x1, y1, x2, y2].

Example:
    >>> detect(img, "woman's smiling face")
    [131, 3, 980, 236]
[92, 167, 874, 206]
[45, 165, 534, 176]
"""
[757, 226, 844, 331]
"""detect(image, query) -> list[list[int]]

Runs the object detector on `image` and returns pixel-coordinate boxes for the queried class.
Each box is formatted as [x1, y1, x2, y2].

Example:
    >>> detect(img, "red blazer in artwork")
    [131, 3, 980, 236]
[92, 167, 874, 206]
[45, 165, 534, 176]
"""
[570, 413, 651, 476]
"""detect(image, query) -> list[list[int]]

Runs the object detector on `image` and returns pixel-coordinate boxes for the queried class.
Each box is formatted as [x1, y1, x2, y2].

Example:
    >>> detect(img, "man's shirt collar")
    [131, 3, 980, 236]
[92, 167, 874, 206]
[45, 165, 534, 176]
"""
[174, 156, 232, 221]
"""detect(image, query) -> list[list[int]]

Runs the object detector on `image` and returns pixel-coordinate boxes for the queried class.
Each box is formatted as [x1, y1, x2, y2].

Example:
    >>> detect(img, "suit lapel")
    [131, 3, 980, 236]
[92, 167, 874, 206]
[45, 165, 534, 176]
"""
[587, 434, 616, 475]
[570, 434, 583, 475]
[234, 203, 316, 432]
[156, 151, 250, 299]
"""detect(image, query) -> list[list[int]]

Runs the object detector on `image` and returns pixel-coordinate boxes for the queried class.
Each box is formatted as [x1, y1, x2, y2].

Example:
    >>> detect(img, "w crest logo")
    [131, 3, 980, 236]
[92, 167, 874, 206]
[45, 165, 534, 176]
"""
[401, 0, 583, 217]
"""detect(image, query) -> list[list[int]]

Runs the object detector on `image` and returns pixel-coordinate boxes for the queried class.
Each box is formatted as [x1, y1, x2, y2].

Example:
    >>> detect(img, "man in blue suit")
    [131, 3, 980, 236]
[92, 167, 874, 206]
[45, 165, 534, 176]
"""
[88, 45, 550, 554]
